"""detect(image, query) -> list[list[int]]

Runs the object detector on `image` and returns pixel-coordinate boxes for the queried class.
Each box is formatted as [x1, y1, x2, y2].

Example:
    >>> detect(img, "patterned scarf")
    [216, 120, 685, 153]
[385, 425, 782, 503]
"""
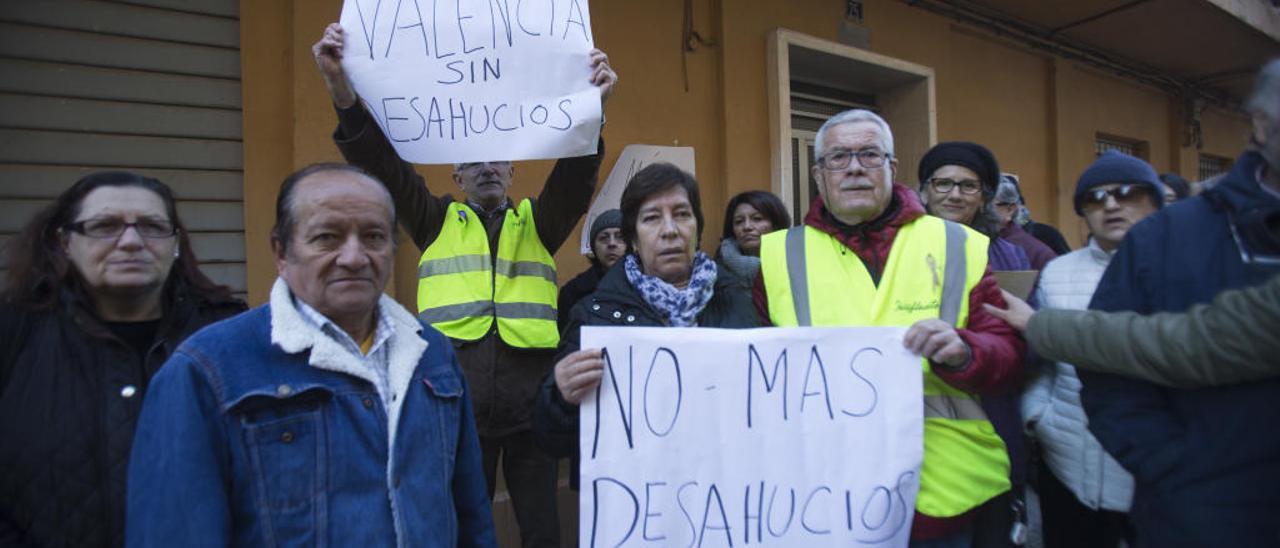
[623, 252, 718, 327]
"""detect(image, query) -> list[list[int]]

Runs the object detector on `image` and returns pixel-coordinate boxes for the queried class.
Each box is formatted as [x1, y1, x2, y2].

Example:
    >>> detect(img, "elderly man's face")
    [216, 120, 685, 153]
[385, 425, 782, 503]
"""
[812, 121, 897, 225]
[453, 161, 514, 210]
[274, 171, 394, 328]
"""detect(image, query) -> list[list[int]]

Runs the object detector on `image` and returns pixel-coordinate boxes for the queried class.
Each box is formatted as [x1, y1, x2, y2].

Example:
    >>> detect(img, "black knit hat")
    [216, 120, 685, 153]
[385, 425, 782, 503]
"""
[918, 141, 1002, 195]
[589, 208, 622, 242]
[1073, 151, 1163, 215]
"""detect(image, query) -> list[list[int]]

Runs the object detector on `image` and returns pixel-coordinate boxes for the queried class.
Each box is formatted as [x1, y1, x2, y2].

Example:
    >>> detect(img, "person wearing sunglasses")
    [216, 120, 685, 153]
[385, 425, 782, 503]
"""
[1017, 150, 1164, 548]
[1076, 59, 1280, 548]
[0, 172, 245, 546]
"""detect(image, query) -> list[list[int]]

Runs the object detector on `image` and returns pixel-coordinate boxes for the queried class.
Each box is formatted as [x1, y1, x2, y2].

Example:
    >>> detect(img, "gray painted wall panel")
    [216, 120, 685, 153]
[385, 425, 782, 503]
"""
[175, 202, 244, 232]
[0, 0, 245, 294]
[0, 200, 47, 233]
[0, 165, 243, 201]
[0, 22, 240, 79]
[0, 0, 239, 48]
[0, 93, 242, 140]
[0, 59, 241, 109]
[0, 129, 243, 170]
[201, 262, 248, 292]
[116, 0, 240, 18]
[188, 232, 246, 262]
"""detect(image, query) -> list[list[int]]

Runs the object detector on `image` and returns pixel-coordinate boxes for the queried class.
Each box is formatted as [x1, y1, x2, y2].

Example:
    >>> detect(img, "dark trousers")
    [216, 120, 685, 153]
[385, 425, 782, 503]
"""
[1036, 462, 1133, 548]
[972, 490, 1019, 548]
[481, 431, 560, 548]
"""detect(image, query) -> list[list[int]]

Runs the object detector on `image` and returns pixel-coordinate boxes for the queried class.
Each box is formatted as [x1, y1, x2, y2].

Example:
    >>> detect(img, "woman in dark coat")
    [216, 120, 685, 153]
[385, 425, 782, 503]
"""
[533, 163, 758, 487]
[0, 172, 246, 547]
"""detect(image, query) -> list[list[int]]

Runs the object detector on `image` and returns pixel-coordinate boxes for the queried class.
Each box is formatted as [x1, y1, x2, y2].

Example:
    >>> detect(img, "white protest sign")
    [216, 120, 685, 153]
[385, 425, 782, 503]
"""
[579, 145, 696, 255]
[339, 0, 601, 164]
[580, 326, 923, 548]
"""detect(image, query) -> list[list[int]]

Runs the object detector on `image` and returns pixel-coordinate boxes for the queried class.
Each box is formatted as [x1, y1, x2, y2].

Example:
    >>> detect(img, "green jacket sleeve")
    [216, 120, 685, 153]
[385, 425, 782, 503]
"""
[1026, 274, 1280, 388]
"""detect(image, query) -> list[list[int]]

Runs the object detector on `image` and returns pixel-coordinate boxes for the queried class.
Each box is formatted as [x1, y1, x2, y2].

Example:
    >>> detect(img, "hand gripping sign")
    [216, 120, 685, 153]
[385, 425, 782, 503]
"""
[339, 0, 602, 164]
[580, 326, 924, 547]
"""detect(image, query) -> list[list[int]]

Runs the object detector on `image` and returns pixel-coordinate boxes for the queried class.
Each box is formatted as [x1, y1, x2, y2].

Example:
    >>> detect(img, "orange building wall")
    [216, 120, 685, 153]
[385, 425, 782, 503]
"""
[241, 0, 1250, 304]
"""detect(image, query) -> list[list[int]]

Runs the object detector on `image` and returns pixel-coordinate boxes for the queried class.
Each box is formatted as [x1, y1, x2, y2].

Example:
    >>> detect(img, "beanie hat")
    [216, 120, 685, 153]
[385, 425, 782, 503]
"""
[918, 141, 1001, 196]
[589, 208, 622, 243]
[1000, 174, 1026, 204]
[1073, 151, 1163, 215]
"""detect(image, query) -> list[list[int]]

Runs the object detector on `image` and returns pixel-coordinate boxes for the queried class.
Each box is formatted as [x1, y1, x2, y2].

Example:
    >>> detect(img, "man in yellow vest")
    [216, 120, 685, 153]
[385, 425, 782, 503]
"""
[755, 109, 1025, 548]
[314, 23, 617, 548]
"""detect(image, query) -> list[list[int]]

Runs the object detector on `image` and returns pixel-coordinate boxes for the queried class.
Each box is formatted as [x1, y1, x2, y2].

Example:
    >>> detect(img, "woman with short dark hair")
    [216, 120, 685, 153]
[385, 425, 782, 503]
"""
[0, 171, 245, 546]
[532, 163, 757, 487]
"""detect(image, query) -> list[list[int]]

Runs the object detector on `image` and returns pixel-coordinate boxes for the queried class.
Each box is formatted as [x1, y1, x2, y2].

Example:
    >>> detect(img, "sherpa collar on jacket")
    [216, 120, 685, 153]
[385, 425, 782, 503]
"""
[267, 277, 427, 450]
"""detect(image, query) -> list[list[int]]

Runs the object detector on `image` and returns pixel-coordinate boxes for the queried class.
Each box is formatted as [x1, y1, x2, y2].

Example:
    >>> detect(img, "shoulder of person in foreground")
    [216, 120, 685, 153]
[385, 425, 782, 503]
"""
[1031, 273, 1280, 388]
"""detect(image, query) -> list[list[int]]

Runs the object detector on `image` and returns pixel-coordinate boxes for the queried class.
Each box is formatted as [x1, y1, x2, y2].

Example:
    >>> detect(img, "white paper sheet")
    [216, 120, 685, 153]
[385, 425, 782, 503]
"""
[579, 326, 923, 547]
[339, 0, 601, 164]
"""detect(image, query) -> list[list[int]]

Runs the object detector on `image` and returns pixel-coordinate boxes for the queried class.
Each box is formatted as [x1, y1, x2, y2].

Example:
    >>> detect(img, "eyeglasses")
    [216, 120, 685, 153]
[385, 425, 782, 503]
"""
[928, 178, 984, 195]
[64, 218, 177, 239]
[817, 149, 891, 171]
[456, 161, 512, 172]
[1081, 184, 1153, 209]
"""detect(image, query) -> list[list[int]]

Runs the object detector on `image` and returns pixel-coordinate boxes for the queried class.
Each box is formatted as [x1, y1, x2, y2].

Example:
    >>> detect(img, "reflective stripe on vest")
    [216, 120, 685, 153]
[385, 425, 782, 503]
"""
[416, 199, 560, 348]
[761, 216, 1010, 517]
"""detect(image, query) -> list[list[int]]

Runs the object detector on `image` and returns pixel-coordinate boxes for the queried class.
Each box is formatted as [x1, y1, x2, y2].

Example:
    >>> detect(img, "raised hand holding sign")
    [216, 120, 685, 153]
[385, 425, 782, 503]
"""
[335, 0, 606, 164]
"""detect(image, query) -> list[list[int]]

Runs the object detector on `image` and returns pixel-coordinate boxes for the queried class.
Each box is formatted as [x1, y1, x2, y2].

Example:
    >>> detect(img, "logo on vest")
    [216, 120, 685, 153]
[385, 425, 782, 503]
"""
[894, 299, 941, 314]
[926, 253, 940, 292]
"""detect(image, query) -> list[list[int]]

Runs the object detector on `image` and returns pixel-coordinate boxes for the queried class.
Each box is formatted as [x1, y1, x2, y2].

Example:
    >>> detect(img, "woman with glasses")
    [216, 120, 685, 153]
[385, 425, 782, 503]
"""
[916, 141, 1037, 548]
[0, 171, 245, 547]
[917, 142, 1036, 276]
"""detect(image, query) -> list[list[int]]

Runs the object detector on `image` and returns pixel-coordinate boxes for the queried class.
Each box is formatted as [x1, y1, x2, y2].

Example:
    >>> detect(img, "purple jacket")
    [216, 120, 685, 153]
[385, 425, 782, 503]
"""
[1001, 222, 1058, 271]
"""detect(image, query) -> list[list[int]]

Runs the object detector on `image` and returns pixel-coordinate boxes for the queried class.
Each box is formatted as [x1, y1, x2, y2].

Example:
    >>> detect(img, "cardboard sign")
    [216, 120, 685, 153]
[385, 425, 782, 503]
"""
[579, 145, 696, 255]
[579, 326, 923, 547]
[993, 270, 1038, 301]
[339, 0, 601, 164]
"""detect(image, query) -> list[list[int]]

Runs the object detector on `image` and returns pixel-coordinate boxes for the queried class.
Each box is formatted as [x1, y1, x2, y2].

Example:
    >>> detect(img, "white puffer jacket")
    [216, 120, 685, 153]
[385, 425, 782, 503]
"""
[1022, 240, 1134, 511]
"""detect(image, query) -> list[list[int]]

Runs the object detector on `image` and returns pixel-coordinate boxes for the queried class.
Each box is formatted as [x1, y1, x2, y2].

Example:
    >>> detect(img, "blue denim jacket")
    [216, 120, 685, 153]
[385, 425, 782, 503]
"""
[126, 287, 496, 547]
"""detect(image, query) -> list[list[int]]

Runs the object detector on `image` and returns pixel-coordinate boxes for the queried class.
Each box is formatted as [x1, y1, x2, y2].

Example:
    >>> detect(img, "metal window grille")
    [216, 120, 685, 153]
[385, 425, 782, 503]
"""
[1198, 154, 1231, 181]
[1095, 136, 1141, 158]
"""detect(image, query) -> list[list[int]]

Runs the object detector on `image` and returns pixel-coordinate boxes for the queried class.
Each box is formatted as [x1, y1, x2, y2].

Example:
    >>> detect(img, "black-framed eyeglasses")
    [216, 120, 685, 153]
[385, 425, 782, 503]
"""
[817, 149, 891, 171]
[1081, 184, 1152, 208]
[928, 178, 983, 195]
[64, 218, 177, 239]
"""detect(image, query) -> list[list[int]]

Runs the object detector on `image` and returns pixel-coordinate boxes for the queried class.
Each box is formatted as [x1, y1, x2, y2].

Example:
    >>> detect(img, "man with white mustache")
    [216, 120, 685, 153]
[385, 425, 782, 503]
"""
[755, 109, 1024, 547]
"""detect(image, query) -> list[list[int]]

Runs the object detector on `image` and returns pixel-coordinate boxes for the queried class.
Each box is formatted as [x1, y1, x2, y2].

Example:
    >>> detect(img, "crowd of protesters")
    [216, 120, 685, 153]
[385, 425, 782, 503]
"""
[1, 18, 1276, 548]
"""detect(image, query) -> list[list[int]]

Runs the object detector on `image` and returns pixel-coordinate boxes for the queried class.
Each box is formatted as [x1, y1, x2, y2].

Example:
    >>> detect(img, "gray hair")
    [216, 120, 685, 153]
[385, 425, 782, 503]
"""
[813, 109, 895, 162]
[1247, 58, 1280, 120]
[994, 180, 1022, 204]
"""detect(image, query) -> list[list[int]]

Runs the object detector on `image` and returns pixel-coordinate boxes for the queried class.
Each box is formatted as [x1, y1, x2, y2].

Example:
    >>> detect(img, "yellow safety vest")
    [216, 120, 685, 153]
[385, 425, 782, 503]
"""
[760, 215, 1010, 518]
[416, 199, 559, 348]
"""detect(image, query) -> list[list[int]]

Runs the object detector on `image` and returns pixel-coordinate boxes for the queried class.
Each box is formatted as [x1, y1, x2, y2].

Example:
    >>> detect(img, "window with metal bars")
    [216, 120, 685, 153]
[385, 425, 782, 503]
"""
[1198, 154, 1231, 181]
[1095, 134, 1148, 159]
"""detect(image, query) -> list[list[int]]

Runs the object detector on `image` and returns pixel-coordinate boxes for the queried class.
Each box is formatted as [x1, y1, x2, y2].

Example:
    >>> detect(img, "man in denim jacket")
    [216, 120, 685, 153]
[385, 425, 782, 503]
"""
[125, 164, 496, 547]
